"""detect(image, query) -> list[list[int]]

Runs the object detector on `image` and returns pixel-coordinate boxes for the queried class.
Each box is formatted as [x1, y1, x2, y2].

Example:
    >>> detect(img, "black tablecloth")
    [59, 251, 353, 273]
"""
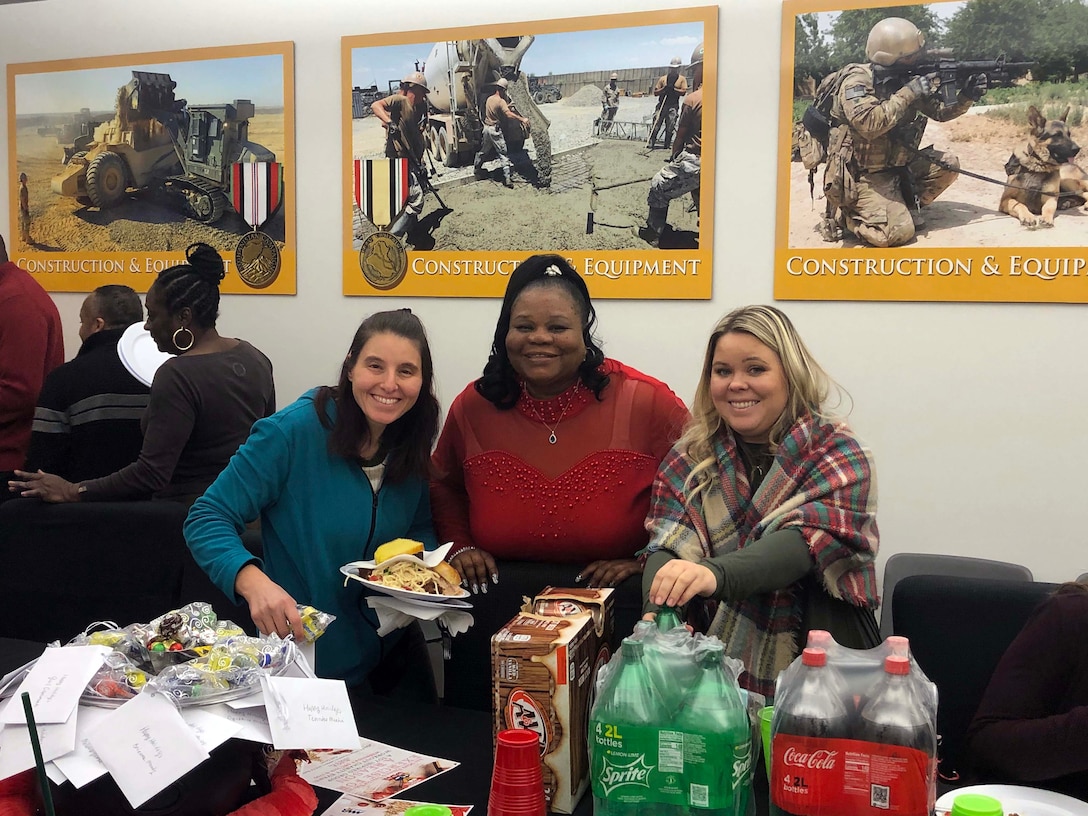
[0, 638, 593, 815]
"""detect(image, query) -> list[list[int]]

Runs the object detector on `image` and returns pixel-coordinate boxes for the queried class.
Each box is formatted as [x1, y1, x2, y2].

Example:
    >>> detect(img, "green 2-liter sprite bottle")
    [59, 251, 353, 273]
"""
[590, 638, 685, 815]
[673, 642, 753, 816]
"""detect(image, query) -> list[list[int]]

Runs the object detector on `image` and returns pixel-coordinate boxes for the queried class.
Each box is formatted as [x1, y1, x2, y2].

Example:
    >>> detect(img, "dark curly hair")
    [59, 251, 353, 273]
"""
[476, 254, 609, 409]
[153, 243, 226, 329]
[314, 309, 439, 483]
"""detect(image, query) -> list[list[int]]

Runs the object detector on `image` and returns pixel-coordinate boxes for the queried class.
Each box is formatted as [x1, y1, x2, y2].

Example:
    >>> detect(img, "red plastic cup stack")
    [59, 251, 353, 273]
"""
[488, 728, 546, 816]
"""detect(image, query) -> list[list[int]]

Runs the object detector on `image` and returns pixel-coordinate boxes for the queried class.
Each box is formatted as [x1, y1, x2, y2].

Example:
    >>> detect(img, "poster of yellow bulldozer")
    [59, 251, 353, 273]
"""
[8, 42, 295, 294]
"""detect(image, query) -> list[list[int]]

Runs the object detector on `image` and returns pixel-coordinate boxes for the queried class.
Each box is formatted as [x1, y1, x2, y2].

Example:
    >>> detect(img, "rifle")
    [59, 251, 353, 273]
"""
[388, 122, 448, 210]
[877, 51, 1034, 106]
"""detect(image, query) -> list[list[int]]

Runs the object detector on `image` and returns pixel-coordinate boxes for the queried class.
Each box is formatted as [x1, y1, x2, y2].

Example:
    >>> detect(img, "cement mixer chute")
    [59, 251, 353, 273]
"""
[421, 37, 551, 186]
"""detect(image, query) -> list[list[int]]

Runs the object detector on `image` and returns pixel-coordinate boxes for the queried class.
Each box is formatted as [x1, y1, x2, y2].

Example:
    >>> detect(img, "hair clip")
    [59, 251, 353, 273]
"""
[543, 264, 562, 277]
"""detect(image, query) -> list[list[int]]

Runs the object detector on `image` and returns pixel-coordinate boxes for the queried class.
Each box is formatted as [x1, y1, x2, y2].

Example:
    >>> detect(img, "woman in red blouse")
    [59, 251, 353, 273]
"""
[431, 254, 688, 708]
[431, 254, 688, 594]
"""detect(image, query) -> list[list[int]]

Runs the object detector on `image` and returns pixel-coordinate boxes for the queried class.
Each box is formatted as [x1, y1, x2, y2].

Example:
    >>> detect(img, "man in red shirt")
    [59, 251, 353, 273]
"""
[0, 232, 64, 500]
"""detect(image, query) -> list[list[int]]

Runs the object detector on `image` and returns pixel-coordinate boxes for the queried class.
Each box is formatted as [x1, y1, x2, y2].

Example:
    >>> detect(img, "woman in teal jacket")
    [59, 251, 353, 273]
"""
[185, 309, 440, 697]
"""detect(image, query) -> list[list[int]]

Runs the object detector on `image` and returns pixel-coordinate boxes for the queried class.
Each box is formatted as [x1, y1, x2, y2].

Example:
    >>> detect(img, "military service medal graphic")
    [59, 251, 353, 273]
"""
[232, 160, 284, 289]
[355, 158, 411, 290]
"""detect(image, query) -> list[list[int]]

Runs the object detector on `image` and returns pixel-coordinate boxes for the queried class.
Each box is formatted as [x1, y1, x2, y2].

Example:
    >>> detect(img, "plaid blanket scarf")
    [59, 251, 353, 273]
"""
[646, 413, 879, 697]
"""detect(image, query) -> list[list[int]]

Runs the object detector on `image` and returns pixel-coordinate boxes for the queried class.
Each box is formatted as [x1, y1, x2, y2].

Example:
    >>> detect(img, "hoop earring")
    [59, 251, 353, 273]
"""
[172, 326, 195, 352]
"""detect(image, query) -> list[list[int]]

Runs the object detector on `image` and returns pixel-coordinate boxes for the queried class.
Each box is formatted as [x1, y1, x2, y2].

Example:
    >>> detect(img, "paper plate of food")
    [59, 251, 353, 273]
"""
[341, 539, 472, 606]
[936, 785, 1088, 816]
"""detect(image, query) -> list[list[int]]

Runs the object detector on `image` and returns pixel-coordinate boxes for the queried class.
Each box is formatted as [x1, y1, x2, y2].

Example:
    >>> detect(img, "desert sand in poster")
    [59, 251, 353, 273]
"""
[13, 111, 286, 254]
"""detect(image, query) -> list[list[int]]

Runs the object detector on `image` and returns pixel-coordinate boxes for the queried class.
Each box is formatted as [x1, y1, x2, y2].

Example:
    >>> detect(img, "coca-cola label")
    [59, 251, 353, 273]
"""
[772, 735, 934, 816]
[783, 746, 840, 770]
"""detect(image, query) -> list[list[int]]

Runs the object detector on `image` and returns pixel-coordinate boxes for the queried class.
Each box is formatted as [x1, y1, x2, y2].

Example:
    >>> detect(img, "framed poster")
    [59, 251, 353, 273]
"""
[342, 7, 717, 298]
[776, 0, 1088, 303]
[8, 42, 295, 294]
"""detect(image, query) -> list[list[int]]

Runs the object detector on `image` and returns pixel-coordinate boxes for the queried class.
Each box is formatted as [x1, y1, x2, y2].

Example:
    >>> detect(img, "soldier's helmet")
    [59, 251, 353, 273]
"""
[690, 42, 704, 66]
[669, 57, 682, 67]
[865, 17, 926, 67]
[401, 71, 430, 93]
[610, 72, 618, 80]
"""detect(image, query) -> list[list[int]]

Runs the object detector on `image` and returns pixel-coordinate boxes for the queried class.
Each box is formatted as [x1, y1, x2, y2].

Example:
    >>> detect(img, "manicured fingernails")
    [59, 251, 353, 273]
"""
[574, 574, 583, 582]
[481, 583, 488, 594]
[471, 583, 479, 594]
[491, 573, 499, 584]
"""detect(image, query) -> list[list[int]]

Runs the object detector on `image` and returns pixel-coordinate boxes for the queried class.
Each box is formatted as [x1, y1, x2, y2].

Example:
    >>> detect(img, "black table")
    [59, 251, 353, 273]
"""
[0, 638, 593, 815]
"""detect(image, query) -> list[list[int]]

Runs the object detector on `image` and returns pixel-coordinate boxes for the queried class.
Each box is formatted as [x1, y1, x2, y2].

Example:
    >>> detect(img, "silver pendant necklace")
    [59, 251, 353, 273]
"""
[528, 386, 577, 444]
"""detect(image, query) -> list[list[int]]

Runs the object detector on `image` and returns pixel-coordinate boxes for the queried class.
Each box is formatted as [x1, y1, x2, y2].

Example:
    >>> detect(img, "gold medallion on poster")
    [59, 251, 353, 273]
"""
[235, 230, 282, 289]
[342, 7, 717, 299]
[9, 42, 296, 294]
[360, 232, 409, 290]
[775, 0, 1088, 303]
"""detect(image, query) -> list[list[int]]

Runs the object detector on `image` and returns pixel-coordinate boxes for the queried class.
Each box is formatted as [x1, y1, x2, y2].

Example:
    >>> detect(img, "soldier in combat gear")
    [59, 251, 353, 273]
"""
[647, 57, 688, 150]
[824, 17, 987, 247]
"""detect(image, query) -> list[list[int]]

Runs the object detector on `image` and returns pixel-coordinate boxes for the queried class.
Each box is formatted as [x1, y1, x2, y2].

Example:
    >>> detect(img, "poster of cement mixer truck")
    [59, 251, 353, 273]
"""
[8, 43, 294, 294]
[342, 7, 716, 299]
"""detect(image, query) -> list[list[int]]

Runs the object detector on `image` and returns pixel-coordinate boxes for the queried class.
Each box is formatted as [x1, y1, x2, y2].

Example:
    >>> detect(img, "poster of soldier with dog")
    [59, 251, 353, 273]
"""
[776, 0, 1088, 303]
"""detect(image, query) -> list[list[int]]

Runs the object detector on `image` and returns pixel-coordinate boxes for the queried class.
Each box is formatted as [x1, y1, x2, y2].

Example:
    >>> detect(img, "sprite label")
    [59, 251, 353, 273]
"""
[590, 718, 751, 811]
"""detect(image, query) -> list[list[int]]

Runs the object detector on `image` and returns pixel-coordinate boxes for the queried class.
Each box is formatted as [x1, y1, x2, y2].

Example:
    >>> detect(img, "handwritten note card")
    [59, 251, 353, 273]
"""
[261, 675, 358, 750]
[202, 703, 274, 745]
[52, 704, 112, 788]
[3, 645, 110, 724]
[87, 692, 209, 808]
[0, 695, 79, 780]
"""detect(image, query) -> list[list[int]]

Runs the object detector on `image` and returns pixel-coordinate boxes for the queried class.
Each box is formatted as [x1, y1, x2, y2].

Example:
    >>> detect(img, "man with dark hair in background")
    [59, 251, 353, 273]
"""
[0, 232, 64, 502]
[25, 285, 149, 482]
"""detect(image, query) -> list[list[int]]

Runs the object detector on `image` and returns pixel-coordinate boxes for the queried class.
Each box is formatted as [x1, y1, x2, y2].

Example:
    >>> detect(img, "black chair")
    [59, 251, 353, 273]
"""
[0, 498, 255, 641]
[879, 552, 1033, 640]
[891, 574, 1057, 783]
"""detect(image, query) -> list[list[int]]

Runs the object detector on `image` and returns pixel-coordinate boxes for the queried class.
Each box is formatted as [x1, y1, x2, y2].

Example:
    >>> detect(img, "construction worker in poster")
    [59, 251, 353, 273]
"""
[372, 71, 430, 238]
[647, 57, 688, 150]
[642, 43, 703, 247]
[601, 73, 620, 134]
[18, 173, 32, 247]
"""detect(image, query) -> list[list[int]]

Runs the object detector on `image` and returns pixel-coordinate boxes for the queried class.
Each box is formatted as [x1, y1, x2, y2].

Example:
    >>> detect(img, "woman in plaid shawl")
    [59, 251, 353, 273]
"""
[642, 305, 879, 699]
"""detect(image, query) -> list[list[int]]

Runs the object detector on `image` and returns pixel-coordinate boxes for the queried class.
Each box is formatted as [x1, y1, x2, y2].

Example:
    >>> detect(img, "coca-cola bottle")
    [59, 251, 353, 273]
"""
[590, 638, 684, 815]
[854, 655, 936, 816]
[770, 647, 852, 816]
[674, 642, 751, 816]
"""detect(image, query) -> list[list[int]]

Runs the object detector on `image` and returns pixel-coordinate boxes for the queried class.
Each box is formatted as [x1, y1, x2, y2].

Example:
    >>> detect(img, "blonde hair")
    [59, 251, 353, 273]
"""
[679, 305, 845, 498]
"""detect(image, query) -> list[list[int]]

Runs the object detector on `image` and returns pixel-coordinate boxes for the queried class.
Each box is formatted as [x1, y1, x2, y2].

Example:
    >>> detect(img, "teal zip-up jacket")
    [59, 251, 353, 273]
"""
[185, 389, 436, 686]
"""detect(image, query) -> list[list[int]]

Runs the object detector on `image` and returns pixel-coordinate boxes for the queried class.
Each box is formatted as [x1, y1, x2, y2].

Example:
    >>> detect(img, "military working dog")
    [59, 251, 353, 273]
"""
[1000, 105, 1088, 228]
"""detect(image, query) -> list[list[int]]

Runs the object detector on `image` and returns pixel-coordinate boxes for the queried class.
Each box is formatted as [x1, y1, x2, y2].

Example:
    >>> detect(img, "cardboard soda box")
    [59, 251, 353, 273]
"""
[491, 586, 615, 813]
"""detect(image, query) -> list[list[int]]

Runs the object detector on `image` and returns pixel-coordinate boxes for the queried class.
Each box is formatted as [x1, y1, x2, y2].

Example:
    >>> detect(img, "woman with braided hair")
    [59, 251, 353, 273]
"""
[9, 243, 275, 505]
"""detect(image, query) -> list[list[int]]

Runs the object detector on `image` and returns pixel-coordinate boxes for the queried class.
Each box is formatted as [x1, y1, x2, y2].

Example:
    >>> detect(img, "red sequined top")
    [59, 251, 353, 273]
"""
[430, 360, 689, 562]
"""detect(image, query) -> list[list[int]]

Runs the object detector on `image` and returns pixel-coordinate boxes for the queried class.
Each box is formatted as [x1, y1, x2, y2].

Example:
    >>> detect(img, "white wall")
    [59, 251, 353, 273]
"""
[2, 0, 1082, 584]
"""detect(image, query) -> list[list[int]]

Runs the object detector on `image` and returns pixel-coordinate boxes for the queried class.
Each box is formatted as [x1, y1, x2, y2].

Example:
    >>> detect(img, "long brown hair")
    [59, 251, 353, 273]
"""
[314, 310, 438, 483]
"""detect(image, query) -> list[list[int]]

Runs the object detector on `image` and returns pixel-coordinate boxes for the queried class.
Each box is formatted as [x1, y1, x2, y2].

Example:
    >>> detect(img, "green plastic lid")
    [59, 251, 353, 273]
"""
[950, 793, 1003, 816]
[403, 807, 453, 816]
